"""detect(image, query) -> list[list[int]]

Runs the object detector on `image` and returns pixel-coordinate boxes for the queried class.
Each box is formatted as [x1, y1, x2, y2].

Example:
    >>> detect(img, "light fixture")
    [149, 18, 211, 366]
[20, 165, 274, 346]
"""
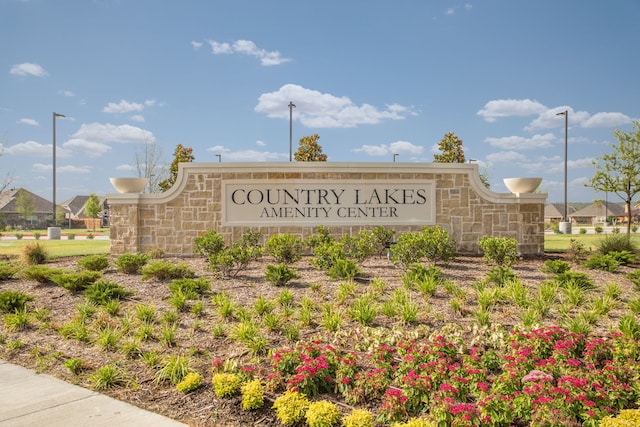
[53, 112, 65, 227]
[393, 153, 399, 162]
[556, 110, 570, 234]
[288, 102, 296, 162]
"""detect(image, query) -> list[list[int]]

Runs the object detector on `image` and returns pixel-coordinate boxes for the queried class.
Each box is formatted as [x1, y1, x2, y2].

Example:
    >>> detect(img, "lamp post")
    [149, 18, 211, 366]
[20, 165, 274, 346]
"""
[556, 110, 571, 234]
[215, 154, 222, 162]
[288, 102, 296, 162]
[393, 153, 399, 162]
[52, 112, 65, 227]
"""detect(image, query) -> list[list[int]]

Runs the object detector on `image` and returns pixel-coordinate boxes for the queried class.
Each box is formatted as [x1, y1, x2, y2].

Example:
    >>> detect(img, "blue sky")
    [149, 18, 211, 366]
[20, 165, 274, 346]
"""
[2, 0, 639, 204]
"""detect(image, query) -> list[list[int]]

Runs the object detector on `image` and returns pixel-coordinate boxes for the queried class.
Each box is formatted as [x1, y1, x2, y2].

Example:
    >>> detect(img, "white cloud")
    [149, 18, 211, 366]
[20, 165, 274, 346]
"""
[103, 99, 145, 114]
[18, 118, 38, 126]
[116, 164, 136, 171]
[485, 151, 528, 163]
[58, 165, 92, 174]
[63, 139, 112, 158]
[191, 41, 203, 50]
[59, 90, 75, 97]
[582, 112, 632, 128]
[255, 140, 266, 147]
[206, 39, 290, 66]
[224, 150, 286, 161]
[256, 84, 414, 128]
[389, 140, 423, 154]
[71, 123, 155, 144]
[352, 145, 389, 156]
[524, 107, 588, 131]
[3, 140, 72, 158]
[32, 163, 51, 172]
[130, 115, 145, 123]
[477, 99, 547, 122]
[10, 62, 48, 77]
[484, 133, 555, 150]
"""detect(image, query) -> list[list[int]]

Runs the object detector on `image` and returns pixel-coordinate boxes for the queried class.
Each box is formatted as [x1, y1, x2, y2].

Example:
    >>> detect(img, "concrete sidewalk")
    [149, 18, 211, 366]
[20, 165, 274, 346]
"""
[0, 360, 188, 427]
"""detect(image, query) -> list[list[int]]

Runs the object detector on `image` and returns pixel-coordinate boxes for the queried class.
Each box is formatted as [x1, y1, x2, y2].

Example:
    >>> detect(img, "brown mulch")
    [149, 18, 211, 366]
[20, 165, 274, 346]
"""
[0, 252, 637, 426]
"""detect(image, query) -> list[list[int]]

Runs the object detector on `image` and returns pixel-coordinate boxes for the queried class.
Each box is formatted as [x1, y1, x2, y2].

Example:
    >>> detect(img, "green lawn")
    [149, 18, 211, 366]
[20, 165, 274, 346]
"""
[0, 239, 110, 258]
[544, 232, 640, 252]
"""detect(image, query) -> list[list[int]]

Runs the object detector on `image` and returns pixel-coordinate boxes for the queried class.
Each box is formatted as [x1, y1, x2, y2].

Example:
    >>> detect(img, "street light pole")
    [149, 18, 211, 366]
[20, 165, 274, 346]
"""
[288, 102, 296, 162]
[393, 153, 399, 162]
[556, 110, 571, 234]
[52, 112, 65, 226]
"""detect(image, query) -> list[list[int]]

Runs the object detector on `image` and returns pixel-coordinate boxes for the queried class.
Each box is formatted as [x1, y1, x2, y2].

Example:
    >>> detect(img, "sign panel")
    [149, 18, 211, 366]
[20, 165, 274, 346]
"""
[222, 180, 436, 226]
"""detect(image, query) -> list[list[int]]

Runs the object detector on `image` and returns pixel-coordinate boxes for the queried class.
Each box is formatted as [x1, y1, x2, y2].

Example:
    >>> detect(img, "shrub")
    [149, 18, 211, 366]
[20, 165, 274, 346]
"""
[90, 364, 128, 390]
[402, 264, 442, 289]
[193, 230, 225, 257]
[478, 235, 518, 266]
[20, 265, 64, 283]
[265, 263, 300, 286]
[305, 225, 335, 250]
[312, 241, 346, 271]
[0, 262, 20, 280]
[176, 372, 202, 394]
[342, 409, 374, 427]
[209, 244, 263, 277]
[579, 227, 587, 234]
[15, 233, 23, 240]
[155, 354, 193, 385]
[390, 225, 455, 268]
[0, 290, 34, 313]
[141, 261, 195, 281]
[77, 254, 110, 271]
[371, 226, 396, 258]
[626, 270, 640, 290]
[272, 390, 309, 425]
[145, 247, 165, 259]
[567, 238, 588, 261]
[50, 270, 102, 292]
[554, 270, 595, 290]
[608, 250, 637, 265]
[327, 258, 361, 280]
[599, 409, 640, 426]
[115, 253, 149, 274]
[541, 259, 571, 275]
[305, 400, 341, 427]
[67, 233, 75, 240]
[241, 379, 265, 410]
[595, 226, 603, 234]
[266, 233, 304, 264]
[21, 242, 48, 265]
[167, 278, 210, 298]
[598, 233, 637, 255]
[212, 372, 241, 397]
[83, 280, 134, 305]
[583, 254, 621, 272]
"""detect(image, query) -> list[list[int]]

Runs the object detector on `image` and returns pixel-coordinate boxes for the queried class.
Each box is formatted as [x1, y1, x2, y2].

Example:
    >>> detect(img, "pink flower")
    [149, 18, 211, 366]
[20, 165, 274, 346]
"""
[521, 369, 553, 382]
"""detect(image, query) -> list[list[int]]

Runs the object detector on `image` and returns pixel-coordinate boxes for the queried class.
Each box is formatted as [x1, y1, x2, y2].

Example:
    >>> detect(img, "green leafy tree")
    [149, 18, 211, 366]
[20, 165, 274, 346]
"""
[294, 134, 327, 162]
[84, 193, 102, 231]
[433, 131, 466, 163]
[15, 189, 35, 227]
[587, 121, 640, 235]
[159, 144, 195, 192]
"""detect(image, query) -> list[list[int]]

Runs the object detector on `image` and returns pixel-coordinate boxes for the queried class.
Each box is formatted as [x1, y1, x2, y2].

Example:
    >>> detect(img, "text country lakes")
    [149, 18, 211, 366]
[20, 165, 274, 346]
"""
[229, 187, 429, 219]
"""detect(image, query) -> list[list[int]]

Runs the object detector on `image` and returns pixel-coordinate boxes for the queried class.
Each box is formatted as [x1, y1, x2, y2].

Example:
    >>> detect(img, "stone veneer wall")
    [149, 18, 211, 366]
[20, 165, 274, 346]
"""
[108, 162, 546, 256]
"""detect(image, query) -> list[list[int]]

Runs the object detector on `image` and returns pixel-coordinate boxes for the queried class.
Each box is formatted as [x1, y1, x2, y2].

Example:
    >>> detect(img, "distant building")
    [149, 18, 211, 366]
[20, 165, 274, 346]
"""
[0, 188, 53, 229]
[569, 200, 625, 225]
[60, 195, 109, 228]
[544, 203, 577, 223]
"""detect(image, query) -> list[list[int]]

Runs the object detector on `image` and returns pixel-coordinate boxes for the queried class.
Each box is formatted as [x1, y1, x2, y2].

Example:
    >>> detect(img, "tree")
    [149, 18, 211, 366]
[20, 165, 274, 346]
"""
[294, 134, 327, 162]
[159, 144, 195, 192]
[587, 120, 640, 235]
[15, 189, 35, 227]
[135, 139, 167, 193]
[84, 193, 102, 231]
[433, 132, 466, 163]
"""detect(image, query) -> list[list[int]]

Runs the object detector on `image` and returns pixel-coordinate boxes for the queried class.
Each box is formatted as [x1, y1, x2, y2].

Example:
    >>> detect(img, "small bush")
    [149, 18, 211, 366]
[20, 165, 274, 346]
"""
[21, 242, 48, 265]
[598, 233, 637, 254]
[50, 270, 102, 292]
[608, 250, 637, 265]
[67, 233, 75, 240]
[209, 245, 263, 277]
[145, 247, 165, 259]
[626, 270, 640, 290]
[391, 225, 455, 268]
[554, 270, 595, 290]
[176, 372, 202, 394]
[583, 254, 621, 272]
[83, 280, 134, 305]
[212, 372, 241, 397]
[342, 409, 374, 427]
[478, 235, 518, 266]
[168, 278, 210, 298]
[266, 233, 304, 264]
[0, 290, 34, 313]
[265, 263, 300, 286]
[115, 253, 149, 274]
[599, 409, 640, 427]
[141, 261, 195, 281]
[541, 259, 571, 275]
[579, 227, 587, 234]
[327, 258, 361, 280]
[78, 254, 110, 271]
[594, 226, 603, 234]
[193, 230, 225, 257]
[272, 390, 309, 425]
[305, 225, 335, 250]
[0, 262, 20, 280]
[33, 232, 41, 240]
[241, 379, 265, 410]
[312, 241, 346, 271]
[305, 400, 341, 427]
[20, 265, 64, 283]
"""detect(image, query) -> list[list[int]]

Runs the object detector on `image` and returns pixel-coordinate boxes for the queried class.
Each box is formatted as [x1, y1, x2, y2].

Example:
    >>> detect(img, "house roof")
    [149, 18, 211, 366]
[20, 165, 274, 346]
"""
[544, 203, 576, 218]
[60, 195, 108, 218]
[570, 201, 625, 218]
[0, 188, 53, 213]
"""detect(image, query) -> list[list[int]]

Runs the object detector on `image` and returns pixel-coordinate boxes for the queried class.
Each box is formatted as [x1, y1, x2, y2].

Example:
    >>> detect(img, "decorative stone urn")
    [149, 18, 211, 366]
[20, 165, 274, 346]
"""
[503, 177, 542, 196]
[109, 177, 148, 194]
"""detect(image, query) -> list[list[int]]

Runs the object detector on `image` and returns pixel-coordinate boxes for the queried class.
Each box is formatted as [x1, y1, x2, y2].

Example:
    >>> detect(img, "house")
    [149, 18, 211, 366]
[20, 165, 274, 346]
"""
[544, 203, 576, 223]
[569, 200, 625, 225]
[0, 188, 54, 229]
[60, 195, 109, 229]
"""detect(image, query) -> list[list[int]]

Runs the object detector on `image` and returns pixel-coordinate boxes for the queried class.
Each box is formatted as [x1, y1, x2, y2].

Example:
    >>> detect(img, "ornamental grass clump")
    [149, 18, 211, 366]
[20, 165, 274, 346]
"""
[21, 242, 48, 265]
[305, 400, 341, 427]
[176, 372, 202, 394]
[265, 263, 300, 286]
[77, 254, 110, 271]
[115, 252, 149, 274]
[141, 261, 195, 281]
[0, 262, 20, 280]
[212, 372, 241, 397]
[272, 390, 309, 425]
[241, 379, 265, 410]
